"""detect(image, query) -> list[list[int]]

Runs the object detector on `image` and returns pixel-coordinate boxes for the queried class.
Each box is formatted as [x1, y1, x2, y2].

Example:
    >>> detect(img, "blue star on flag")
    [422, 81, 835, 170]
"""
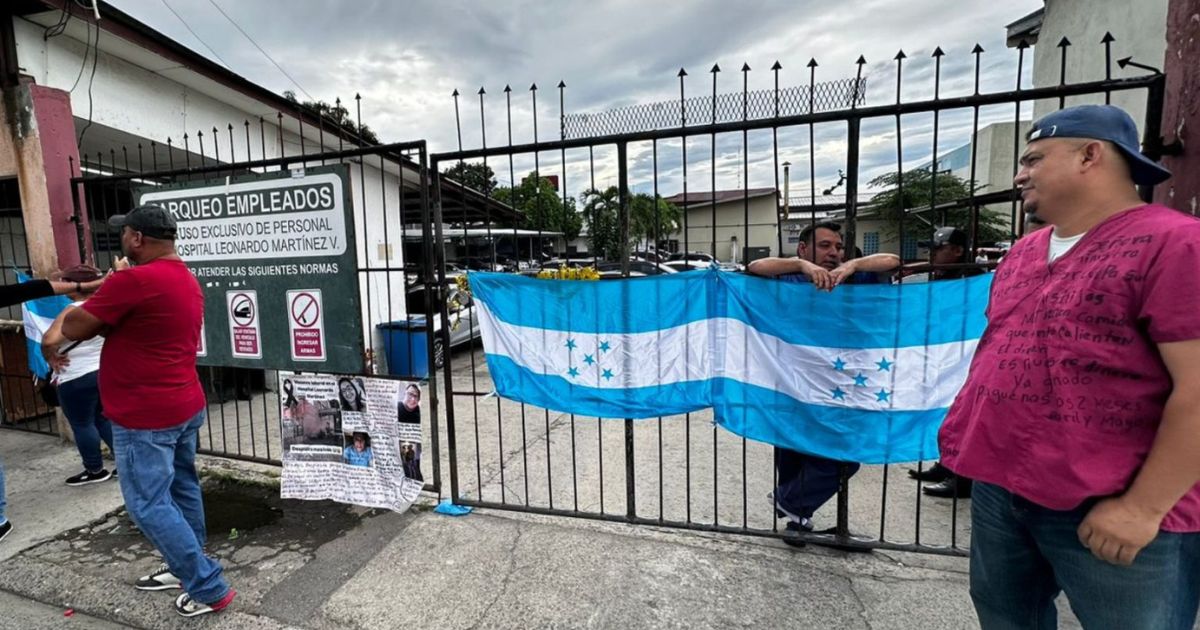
[567, 367, 580, 378]
[602, 368, 614, 380]
[832, 357, 846, 371]
[876, 389, 891, 402]
[831, 387, 846, 401]
[565, 338, 577, 351]
[583, 354, 595, 366]
[599, 341, 611, 353]
[876, 358, 893, 372]
[853, 373, 868, 387]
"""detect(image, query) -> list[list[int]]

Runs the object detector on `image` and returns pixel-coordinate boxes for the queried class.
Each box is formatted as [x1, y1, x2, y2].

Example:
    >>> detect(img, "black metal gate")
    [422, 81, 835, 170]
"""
[429, 39, 1167, 555]
[63, 135, 448, 494]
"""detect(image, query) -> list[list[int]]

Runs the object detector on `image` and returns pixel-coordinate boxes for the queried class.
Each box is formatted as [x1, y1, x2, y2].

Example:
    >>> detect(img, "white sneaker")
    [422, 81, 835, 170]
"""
[134, 562, 181, 591]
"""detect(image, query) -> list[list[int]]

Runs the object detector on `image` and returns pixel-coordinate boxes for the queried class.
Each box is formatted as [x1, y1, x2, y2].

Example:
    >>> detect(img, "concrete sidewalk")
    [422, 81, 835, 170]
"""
[0, 429, 1091, 629]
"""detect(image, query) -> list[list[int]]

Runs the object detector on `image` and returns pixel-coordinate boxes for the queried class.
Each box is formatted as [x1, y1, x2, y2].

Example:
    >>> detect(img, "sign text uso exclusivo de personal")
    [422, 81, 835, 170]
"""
[161, 183, 335, 220]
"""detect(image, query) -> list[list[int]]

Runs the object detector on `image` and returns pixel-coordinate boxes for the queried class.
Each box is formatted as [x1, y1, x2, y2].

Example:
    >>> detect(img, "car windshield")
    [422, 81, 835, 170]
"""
[405, 284, 462, 314]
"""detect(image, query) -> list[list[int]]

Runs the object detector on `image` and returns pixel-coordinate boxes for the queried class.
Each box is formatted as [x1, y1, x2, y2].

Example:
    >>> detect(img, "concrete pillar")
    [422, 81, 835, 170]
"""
[0, 79, 87, 274]
[1154, 0, 1200, 214]
[0, 78, 88, 441]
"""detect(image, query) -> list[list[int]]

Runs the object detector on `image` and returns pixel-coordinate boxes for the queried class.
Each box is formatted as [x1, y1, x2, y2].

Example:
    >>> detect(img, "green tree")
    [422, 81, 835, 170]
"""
[493, 173, 582, 241]
[581, 187, 682, 260]
[631, 193, 682, 248]
[868, 168, 1010, 244]
[442, 162, 498, 196]
[283, 91, 380, 145]
[581, 187, 622, 260]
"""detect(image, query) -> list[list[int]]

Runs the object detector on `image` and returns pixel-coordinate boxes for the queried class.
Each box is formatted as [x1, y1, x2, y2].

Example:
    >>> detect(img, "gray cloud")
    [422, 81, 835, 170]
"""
[107, 0, 1052, 199]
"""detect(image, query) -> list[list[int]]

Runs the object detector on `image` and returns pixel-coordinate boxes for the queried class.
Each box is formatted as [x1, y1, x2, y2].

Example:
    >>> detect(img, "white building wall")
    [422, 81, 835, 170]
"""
[672, 196, 781, 261]
[13, 17, 413, 364]
[1031, 0, 1168, 132]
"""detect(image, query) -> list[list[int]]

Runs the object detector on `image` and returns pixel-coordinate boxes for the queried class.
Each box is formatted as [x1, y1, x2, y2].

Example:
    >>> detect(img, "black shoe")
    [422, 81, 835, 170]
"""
[66, 469, 113, 486]
[782, 518, 814, 548]
[909, 462, 951, 483]
[923, 476, 973, 499]
[0, 521, 11, 544]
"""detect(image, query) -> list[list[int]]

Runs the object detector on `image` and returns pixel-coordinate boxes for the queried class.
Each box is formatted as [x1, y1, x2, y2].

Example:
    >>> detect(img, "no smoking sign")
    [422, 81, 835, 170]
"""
[287, 289, 326, 361]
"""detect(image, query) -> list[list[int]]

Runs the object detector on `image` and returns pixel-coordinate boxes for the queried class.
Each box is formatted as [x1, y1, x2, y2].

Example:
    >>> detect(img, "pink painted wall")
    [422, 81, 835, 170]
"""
[1155, 0, 1200, 215]
[30, 83, 89, 267]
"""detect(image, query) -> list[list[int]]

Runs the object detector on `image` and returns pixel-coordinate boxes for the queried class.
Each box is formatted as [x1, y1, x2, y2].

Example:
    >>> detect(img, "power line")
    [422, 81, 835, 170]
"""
[205, 0, 314, 101]
[76, 16, 101, 150]
[158, 0, 232, 70]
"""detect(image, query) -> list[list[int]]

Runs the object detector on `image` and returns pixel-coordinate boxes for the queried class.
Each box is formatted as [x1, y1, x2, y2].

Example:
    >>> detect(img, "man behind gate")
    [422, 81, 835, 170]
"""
[940, 105, 1200, 629]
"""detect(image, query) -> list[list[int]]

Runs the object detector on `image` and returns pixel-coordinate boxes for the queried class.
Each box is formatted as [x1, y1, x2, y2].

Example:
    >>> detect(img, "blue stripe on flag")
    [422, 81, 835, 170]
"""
[486, 353, 709, 420]
[484, 353, 944, 463]
[710, 379, 944, 464]
[470, 270, 990, 349]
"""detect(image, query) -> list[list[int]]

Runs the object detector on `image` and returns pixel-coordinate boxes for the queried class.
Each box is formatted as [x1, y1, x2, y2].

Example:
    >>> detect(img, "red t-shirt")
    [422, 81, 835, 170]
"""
[82, 258, 206, 429]
[939, 205, 1200, 532]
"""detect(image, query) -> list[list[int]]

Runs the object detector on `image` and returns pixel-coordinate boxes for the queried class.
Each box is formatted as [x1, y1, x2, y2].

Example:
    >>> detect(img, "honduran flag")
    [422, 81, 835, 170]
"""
[468, 268, 990, 464]
[17, 272, 70, 379]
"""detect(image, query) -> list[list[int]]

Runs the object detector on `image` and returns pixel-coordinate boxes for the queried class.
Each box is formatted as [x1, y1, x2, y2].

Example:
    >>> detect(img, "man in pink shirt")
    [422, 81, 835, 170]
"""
[940, 105, 1200, 629]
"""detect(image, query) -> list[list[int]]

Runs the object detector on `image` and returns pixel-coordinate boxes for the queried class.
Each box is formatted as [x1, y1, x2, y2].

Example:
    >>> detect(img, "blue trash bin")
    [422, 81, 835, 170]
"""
[377, 318, 429, 379]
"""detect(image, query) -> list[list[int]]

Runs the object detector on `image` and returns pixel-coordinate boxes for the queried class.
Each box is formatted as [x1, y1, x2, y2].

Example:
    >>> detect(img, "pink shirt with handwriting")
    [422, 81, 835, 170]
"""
[939, 204, 1200, 532]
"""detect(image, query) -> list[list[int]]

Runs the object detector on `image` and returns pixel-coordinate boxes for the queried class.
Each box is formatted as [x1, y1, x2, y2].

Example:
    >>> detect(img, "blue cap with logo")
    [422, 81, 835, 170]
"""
[1025, 104, 1170, 186]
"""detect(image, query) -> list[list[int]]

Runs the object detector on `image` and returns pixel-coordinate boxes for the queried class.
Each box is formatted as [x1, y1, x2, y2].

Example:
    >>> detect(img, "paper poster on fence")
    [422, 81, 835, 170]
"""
[277, 372, 425, 512]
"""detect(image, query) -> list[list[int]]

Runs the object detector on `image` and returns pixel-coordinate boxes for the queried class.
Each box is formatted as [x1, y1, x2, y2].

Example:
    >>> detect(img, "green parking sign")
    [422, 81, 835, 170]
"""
[138, 164, 364, 374]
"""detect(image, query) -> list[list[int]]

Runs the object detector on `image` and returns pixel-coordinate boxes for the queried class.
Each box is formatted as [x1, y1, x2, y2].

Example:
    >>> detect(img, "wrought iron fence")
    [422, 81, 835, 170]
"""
[56, 108, 447, 490]
[563, 74, 867, 139]
[430, 36, 1166, 556]
[0, 31, 1170, 558]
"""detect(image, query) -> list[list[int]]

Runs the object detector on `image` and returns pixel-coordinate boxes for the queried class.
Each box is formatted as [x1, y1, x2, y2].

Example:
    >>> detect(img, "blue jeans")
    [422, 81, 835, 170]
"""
[774, 447, 860, 520]
[111, 410, 229, 603]
[970, 481, 1200, 630]
[58, 372, 113, 472]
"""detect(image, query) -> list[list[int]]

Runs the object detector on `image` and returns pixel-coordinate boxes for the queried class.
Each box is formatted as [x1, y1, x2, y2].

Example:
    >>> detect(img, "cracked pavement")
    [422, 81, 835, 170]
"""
[1, 401, 1098, 629]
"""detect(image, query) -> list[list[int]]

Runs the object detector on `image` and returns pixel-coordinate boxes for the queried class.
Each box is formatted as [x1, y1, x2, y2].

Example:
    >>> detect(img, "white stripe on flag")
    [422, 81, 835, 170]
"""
[476, 301, 974, 412]
[22, 308, 57, 343]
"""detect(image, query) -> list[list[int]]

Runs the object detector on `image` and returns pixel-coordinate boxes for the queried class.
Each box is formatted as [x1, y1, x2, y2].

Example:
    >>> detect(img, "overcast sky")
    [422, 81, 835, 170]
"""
[105, 0, 1047, 198]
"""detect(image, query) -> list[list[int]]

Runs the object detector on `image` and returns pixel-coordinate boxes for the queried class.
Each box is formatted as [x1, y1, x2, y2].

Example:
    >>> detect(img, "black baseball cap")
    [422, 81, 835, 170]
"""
[918, 226, 968, 249]
[108, 205, 178, 240]
[1025, 104, 1171, 186]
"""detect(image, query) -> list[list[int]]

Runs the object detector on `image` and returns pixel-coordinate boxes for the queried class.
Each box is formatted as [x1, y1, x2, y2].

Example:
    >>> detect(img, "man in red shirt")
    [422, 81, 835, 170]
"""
[63, 205, 235, 618]
[940, 105, 1200, 629]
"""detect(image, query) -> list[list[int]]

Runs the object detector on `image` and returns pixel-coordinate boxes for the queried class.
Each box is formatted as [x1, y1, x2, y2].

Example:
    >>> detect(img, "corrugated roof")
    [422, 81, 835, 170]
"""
[662, 188, 778, 206]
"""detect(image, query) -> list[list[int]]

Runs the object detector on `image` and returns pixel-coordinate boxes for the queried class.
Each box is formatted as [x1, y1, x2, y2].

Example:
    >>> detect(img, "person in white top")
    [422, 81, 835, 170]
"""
[41, 265, 113, 487]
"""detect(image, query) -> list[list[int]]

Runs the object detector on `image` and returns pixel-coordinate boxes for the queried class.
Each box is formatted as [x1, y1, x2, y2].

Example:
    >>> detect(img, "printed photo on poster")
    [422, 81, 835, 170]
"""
[279, 375, 343, 462]
[396, 382, 422, 442]
[401, 441, 422, 482]
[343, 431, 374, 468]
[337, 376, 367, 412]
[277, 372, 425, 513]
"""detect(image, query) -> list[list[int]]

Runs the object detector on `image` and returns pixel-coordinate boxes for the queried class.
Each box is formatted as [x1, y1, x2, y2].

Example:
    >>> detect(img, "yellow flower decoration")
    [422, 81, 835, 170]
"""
[535, 265, 600, 281]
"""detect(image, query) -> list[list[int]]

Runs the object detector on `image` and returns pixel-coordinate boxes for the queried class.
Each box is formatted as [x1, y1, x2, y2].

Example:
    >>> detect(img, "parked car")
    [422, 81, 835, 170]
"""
[662, 260, 703, 273]
[404, 281, 481, 368]
[455, 257, 506, 272]
[632, 250, 669, 263]
[595, 261, 678, 276]
[667, 251, 717, 264]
